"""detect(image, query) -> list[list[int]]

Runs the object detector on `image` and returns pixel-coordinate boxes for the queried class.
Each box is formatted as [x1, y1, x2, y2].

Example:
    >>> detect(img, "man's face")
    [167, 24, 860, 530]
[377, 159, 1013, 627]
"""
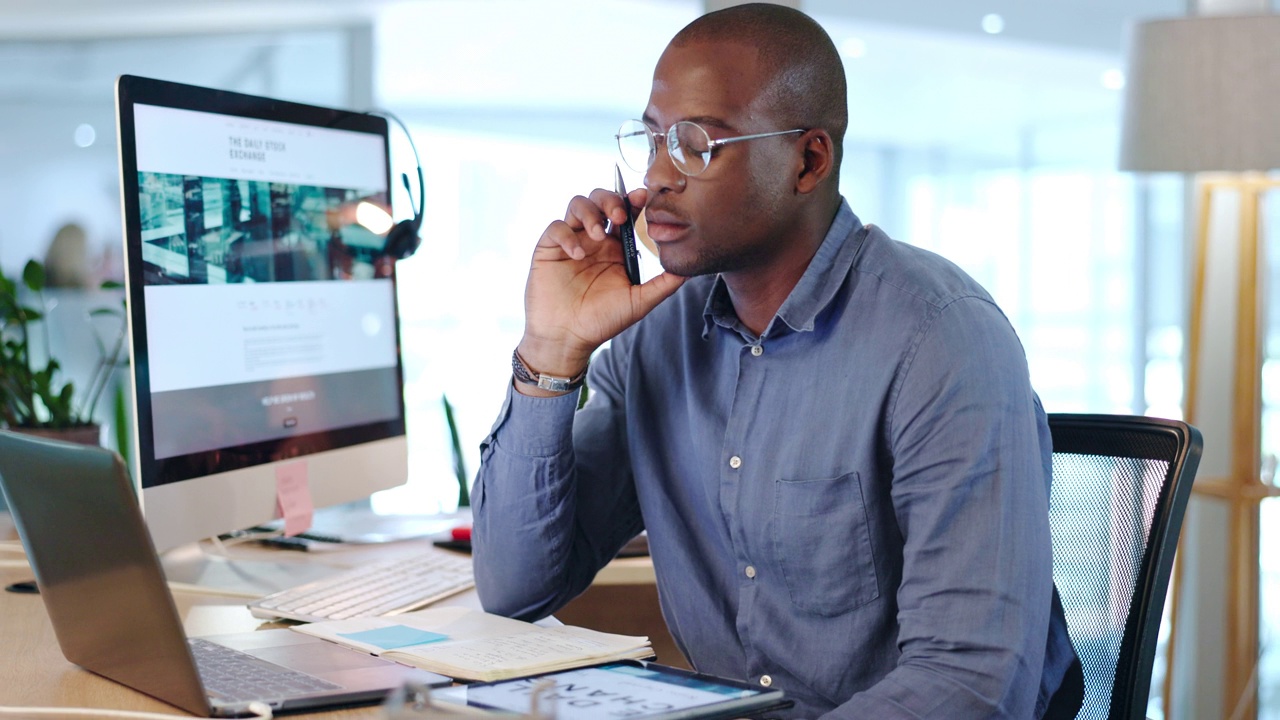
[641, 40, 798, 279]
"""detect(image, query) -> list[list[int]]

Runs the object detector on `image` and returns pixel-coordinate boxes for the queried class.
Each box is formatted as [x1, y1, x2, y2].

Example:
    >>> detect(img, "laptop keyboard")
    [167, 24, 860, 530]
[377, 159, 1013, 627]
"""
[189, 637, 341, 703]
[248, 551, 474, 623]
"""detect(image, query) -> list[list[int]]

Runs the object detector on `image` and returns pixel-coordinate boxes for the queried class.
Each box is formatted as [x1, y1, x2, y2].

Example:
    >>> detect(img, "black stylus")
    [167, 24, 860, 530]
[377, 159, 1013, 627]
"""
[614, 164, 642, 285]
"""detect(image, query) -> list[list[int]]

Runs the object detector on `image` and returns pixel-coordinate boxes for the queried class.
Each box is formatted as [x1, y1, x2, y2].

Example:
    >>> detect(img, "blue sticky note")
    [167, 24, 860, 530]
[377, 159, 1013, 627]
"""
[338, 625, 448, 650]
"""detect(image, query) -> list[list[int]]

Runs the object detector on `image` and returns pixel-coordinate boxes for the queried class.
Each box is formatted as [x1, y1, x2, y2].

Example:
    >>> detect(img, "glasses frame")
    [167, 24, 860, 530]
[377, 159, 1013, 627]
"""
[616, 120, 805, 177]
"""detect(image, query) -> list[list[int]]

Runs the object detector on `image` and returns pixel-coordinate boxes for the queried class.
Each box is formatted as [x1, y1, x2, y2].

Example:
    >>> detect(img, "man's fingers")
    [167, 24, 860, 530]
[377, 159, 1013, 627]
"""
[545, 188, 650, 261]
[539, 219, 587, 260]
[565, 194, 610, 241]
[628, 187, 649, 212]
[588, 187, 646, 229]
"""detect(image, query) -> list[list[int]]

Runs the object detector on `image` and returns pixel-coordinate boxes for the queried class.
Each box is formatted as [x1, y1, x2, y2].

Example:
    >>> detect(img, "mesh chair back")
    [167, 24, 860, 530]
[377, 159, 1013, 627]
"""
[1047, 414, 1201, 720]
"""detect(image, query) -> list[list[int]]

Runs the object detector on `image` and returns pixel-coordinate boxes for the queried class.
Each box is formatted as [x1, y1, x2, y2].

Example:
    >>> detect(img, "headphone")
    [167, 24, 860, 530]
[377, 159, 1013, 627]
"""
[372, 110, 424, 261]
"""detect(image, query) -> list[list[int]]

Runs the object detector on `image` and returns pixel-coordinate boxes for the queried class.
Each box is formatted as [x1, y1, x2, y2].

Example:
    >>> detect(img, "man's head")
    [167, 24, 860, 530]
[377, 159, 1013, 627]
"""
[639, 3, 847, 279]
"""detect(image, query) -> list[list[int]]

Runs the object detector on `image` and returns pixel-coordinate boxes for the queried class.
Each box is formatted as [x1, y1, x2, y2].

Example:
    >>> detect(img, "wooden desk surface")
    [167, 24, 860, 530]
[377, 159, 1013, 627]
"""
[0, 514, 668, 718]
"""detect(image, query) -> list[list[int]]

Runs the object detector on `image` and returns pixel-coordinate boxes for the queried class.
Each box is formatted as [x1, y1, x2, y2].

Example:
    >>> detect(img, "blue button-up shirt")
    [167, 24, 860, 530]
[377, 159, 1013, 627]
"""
[473, 201, 1074, 718]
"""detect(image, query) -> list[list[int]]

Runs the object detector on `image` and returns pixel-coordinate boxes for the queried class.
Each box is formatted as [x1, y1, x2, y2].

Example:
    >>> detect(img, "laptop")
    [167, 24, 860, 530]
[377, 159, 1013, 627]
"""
[0, 430, 449, 717]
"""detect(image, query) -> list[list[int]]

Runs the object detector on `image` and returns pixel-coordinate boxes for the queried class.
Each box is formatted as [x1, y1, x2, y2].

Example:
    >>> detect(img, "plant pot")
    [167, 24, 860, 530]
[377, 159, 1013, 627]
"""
[10, 424, 103, 447]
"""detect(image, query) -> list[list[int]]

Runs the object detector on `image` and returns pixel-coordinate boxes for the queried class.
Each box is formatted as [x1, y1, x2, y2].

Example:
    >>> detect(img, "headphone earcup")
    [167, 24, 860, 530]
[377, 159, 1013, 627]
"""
[383, 219, 422, 260]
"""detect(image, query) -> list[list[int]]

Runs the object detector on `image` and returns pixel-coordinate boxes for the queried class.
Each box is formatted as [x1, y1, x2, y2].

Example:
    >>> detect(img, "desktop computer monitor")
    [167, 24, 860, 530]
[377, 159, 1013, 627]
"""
[115, 75, 409, 553]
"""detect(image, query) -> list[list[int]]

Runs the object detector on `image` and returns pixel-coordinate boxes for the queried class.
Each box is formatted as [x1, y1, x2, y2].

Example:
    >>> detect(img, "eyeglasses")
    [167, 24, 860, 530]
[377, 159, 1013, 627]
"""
[616, 119, 804, 177]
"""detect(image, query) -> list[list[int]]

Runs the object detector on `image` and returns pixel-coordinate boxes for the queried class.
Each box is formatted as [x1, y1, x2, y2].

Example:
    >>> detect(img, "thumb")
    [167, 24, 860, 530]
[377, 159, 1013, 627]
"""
[632, 271, 687, 316]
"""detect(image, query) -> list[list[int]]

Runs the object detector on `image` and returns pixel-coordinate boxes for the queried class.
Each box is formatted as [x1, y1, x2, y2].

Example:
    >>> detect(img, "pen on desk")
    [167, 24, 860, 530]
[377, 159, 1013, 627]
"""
[614, 164, 642, 285]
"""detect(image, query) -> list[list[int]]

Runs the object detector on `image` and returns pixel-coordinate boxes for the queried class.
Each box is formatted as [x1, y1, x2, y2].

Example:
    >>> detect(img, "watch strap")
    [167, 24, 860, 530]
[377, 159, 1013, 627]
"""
[511, 349, 587, 393]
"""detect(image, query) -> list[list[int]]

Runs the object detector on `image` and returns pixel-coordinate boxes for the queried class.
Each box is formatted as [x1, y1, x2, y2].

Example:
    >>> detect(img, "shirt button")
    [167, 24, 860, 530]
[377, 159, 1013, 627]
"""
[750, 345, 763, 357]
[745, 565, 756, 579]
[760, 675, 773, 687]
[729, 455, 742, 469]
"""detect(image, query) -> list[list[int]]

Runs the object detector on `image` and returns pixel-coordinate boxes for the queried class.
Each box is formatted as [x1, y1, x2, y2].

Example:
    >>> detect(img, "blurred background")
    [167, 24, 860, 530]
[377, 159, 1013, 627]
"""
[2, 0, 1279, 716]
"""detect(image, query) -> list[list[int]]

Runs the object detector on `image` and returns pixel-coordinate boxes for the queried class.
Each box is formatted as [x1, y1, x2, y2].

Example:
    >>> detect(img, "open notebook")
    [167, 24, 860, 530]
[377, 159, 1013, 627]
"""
[292, 605, 654, 682]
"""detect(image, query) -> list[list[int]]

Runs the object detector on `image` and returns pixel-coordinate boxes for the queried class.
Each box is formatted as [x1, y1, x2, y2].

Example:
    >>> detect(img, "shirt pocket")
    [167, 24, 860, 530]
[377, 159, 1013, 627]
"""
[772, 471, 880, 616]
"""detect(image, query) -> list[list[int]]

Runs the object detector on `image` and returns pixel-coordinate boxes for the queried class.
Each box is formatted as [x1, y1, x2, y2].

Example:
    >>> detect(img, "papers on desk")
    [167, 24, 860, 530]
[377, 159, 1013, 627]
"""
[291, 606, 653, 682]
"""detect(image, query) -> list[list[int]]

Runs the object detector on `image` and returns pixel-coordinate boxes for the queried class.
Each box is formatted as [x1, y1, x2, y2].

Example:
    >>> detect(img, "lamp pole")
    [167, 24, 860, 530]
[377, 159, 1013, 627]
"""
[1177, 175, 1279, 720]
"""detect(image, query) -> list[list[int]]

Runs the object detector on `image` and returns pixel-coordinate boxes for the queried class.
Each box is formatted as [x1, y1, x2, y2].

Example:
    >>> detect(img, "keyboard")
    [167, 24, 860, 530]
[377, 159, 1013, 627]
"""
[247, 551, 475, 623]
[189, 637, 340, 702]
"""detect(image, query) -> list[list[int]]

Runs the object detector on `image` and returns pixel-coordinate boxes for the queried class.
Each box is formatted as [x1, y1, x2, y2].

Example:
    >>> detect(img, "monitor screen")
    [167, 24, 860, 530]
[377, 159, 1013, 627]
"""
[116, 75, 409, 552]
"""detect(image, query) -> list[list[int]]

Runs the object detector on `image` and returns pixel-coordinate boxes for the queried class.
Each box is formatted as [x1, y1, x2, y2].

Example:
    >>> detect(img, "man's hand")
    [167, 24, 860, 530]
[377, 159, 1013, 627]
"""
[516, 187, 686, 395]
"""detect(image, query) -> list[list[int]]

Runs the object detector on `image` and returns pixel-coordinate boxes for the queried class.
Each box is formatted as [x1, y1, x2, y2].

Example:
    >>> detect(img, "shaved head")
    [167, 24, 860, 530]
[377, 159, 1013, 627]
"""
[671, 3, 848, 171]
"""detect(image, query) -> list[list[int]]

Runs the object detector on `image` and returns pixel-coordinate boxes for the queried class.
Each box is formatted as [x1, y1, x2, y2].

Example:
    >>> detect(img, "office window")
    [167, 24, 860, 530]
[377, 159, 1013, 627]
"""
[379, 126, 618, 512]
[1256, 189, 1280, 720]
[372, 5, 1190, 515]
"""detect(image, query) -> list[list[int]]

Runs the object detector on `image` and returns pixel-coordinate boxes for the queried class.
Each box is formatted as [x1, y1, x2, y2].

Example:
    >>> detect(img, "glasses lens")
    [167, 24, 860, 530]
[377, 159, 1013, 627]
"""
[616, 120, 654, 174]
[670, 122, 712, 176]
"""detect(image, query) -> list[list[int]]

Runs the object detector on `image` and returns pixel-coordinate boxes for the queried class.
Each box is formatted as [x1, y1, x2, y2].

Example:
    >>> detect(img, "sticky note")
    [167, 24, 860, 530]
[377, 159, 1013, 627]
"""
[275, 462, 313, 537]
[338, 626, 449, 650]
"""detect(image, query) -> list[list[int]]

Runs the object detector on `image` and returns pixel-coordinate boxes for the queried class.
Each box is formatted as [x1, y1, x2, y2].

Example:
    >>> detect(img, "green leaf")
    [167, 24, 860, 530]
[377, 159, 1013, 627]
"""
[114, 383, 131, 466]
[22, 260, 45, 293]
[89, 307, 122, 318]
[100, 280, 124, 290]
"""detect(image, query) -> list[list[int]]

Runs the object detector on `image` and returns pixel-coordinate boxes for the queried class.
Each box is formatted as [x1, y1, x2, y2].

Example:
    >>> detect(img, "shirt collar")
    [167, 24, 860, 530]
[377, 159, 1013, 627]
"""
[701, 199, 864, 340]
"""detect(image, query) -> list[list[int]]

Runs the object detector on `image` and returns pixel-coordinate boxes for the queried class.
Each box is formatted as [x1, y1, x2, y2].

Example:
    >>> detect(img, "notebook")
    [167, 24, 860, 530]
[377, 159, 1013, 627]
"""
[291, 605, 654, 681]
[0, 430, 449, 717]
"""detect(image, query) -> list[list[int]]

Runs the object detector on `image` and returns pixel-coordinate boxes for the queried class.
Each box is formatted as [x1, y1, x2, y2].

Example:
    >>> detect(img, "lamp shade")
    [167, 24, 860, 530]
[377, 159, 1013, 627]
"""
[1120, 14, 1280, 172]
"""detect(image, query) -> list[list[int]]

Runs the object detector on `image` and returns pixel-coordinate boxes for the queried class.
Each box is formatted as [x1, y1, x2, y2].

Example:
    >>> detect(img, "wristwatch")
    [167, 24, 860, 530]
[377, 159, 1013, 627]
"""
[511, 349, 587, 393]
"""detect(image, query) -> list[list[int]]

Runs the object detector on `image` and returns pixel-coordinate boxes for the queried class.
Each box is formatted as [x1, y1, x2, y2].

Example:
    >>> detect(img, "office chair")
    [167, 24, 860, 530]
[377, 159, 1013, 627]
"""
[1046, 413, 1202, 720]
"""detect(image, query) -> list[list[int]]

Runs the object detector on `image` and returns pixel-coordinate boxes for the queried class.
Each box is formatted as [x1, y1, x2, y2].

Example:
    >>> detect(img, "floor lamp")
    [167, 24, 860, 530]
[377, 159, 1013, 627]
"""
[1120, 14, 1280, 719]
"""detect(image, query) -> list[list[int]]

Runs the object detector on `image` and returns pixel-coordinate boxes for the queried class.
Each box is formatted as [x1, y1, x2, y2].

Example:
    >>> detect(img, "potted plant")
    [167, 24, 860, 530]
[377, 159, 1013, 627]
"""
[0, 259, 127, 446]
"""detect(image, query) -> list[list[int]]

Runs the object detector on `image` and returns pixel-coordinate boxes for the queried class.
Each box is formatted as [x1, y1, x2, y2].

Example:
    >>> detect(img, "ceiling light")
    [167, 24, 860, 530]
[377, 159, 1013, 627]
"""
[73, 123, 96, 148]
[981, 13, 1005, 35]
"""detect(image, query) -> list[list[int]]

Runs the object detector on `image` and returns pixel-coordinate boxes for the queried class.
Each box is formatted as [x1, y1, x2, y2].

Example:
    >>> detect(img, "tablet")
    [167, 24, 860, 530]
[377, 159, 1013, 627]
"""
[433, 661, 790, 720]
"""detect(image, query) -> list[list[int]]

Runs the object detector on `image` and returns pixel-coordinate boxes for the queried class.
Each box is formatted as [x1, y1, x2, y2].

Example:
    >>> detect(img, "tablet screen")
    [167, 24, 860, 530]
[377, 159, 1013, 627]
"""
[435, 662, 787, 720]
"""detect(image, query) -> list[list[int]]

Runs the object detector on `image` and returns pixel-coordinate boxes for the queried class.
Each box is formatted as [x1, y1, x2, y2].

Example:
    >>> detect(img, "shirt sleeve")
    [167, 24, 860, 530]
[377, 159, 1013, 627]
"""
[470, 342, 646, 622]
[821, 295, 1055, 719]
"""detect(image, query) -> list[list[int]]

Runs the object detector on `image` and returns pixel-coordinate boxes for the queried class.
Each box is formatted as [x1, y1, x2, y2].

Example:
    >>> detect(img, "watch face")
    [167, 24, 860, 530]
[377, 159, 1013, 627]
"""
[538, 377, 569, 392]
[512, 349, 584, 392]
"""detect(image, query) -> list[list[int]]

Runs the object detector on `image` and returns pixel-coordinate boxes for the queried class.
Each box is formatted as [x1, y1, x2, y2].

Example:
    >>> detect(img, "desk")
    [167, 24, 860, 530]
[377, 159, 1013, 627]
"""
[0, 514, 679, 718]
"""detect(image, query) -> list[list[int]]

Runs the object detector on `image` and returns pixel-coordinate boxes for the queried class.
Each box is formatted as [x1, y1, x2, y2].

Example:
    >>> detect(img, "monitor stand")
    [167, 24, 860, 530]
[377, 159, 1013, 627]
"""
[260, 504, 468, 544]
[157, 505, 472, 597]
[159, 543, 342, 597]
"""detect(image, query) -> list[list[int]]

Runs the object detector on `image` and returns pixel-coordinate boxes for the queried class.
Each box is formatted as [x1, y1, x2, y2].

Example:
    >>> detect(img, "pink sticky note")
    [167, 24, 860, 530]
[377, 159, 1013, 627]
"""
[275, 462, 314, 537]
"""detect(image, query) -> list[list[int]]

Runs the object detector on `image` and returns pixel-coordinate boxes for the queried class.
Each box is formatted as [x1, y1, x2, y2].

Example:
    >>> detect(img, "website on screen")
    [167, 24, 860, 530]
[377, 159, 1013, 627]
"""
[133, 104, 399, 460]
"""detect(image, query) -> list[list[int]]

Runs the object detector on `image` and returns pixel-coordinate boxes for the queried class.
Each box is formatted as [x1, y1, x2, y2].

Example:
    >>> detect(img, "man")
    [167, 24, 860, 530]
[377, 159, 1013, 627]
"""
[472, 4, 1079, 718]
